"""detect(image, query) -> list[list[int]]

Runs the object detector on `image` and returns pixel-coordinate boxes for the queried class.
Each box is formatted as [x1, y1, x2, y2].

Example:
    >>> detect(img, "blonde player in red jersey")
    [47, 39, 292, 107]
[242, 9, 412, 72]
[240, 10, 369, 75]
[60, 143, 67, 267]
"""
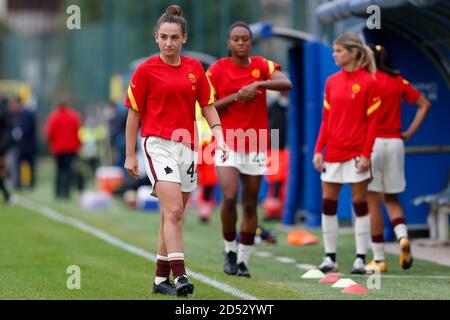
[365, 45, 431, 273]
[207, 21, 292, 277]
[313, 33, 381, 274]
[124, 5, 228, 297]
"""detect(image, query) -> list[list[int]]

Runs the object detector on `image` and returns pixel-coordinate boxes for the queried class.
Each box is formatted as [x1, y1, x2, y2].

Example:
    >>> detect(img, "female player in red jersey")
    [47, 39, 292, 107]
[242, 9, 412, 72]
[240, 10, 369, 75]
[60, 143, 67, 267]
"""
[313, 33, 381, 274]
[207, 21, 292, 277]
[365, 45, 431, 273]
[124, 5, 227, 297]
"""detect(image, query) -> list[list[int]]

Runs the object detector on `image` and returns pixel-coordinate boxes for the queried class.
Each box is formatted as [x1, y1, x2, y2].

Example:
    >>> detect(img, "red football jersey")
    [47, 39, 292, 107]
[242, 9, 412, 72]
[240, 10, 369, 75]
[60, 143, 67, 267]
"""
[124, 55, 214, 148]
[206, 56, 281, 152]
[314, 68, 381, 162]
[375, 70, 421, 138]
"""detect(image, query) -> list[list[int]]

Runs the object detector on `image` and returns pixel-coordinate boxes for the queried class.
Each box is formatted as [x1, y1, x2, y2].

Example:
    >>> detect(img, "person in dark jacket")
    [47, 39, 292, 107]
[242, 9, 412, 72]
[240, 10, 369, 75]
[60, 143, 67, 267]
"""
[9, 97, 38, 189]
[0, 98, 14, 204]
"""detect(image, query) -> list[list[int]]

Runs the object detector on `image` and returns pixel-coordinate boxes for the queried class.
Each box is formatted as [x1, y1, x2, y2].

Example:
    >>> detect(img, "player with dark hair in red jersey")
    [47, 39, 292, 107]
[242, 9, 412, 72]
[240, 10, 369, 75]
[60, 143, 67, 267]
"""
[124, 5, 228, 297]
[207, 21, 292, 277]
[365, 45, 431, 273]
[313, 33, 381, 274]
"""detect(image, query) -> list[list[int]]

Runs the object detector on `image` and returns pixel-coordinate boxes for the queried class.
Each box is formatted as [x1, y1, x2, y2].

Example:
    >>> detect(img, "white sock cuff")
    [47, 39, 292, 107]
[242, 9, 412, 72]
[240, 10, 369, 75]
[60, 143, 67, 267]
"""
[237, 244, 254, 265]
[168, 252, 184, 261]
[355, 215, 371, 231]
[157, 255, 169, 261]
[322, 214, 338, 232]
[394, 224, 408, 240]
[154, 276, 168, 285]
[354, 215, 370, 255]
[371, 242, 385, 261]
[238, 243, 254, 251]
[224, 240, 238, 253]
[322, 214, 339, 254]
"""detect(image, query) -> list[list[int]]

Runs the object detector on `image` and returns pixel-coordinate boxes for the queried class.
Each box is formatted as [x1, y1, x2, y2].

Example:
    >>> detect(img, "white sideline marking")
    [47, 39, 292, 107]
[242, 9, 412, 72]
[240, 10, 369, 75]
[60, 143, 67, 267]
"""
[295, 263, 317, 270]
[18, 197, 258, 300]
[254, 251, 273, 258]
[275, 256, 297, 264]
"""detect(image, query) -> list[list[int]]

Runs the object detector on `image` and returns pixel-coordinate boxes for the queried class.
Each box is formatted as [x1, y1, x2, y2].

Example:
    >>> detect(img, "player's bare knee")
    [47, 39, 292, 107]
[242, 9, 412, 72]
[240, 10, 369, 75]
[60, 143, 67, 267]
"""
[242, 199, 258, 216]
[368, 192, 383, 205]
[164, 206, 184, 224]
[223, 194, 238, 210]
[383, 193, 399, 204]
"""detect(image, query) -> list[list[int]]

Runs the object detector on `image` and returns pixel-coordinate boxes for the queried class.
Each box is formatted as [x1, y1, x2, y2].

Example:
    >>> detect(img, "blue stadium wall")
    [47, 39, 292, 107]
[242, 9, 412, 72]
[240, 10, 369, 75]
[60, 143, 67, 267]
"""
[284, 31, 450, 240]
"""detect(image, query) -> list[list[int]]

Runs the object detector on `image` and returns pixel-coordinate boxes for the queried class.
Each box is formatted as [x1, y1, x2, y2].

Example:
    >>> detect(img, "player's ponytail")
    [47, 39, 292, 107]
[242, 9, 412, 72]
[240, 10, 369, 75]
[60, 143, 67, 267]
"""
[334, 33, 377, 76]
[369, 44, 400, 77]
[361, 44, 376, 76]
[156, 4, 187, 35]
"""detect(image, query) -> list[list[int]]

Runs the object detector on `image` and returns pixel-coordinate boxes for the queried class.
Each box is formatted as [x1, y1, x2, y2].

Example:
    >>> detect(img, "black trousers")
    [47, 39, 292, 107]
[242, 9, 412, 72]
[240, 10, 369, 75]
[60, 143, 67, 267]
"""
[55, 153, 75, 199]
[0, 155, 10, 202]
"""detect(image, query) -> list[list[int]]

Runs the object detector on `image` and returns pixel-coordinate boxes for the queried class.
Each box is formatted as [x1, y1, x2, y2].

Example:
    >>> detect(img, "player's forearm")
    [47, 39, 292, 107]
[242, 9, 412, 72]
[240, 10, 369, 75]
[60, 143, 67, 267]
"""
[255, 79, 293, 91]
[405, 96, 431, 137]
[363, 113, 379, 158]
[202, 104, 225, 144]
[214, 93, 238, 112]
[125, 109, 140, 157]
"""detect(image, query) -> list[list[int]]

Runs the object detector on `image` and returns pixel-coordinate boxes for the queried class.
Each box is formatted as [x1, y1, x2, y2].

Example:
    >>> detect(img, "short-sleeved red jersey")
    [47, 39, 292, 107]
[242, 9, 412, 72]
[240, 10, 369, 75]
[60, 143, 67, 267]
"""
[206, 56, 281, 152]
[124, 55, 214, 148]
[314, 68, 381, 162]
[375, 70, 421, 138]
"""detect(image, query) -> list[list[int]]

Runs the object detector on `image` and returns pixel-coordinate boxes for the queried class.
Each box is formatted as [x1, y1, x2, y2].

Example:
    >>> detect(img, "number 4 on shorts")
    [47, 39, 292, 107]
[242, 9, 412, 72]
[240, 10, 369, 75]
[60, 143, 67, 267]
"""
[187, 161, 195, 178]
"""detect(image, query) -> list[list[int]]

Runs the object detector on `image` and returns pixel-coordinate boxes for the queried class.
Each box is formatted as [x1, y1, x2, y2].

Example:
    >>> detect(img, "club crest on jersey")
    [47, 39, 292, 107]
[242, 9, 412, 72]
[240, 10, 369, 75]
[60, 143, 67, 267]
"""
[352, 83, 361, 99]
[188, 73, 196, 83]
[251, 69, 261, 78]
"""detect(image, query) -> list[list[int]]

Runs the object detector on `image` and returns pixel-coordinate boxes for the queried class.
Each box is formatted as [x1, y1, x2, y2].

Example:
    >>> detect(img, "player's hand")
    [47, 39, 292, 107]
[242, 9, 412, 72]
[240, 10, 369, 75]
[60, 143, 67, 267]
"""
[124, 155, 139, 179]
[357, 156, 371, 172]
[401, 131, 412, 142]
[236, 82, 261, 103]
[312, 153, 324, 172]
[217, 141, 229, 163]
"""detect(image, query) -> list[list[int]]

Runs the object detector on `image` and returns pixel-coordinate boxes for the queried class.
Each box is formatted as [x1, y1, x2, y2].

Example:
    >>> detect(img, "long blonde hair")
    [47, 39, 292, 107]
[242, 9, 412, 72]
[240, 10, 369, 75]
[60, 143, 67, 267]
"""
[334, 33, 376, 75]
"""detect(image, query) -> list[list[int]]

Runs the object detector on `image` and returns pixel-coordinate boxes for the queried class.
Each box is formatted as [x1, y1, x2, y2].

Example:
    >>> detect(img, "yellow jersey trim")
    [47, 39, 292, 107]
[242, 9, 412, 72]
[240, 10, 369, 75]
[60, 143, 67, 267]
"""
[268, 60, 275, 76]
[367, 99, 381, 116]
[205, 74, 216, 105]
[127, 85, 139, 112]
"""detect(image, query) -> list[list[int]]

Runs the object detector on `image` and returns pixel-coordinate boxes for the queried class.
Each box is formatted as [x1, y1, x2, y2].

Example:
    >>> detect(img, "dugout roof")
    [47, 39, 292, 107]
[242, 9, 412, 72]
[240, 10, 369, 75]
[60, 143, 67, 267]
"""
[315, 0, 450, 86]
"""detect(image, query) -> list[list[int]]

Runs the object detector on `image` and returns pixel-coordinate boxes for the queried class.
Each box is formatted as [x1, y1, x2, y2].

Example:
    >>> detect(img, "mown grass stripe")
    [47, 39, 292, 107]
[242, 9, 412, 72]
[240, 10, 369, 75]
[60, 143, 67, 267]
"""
[18, 196, 258, 300]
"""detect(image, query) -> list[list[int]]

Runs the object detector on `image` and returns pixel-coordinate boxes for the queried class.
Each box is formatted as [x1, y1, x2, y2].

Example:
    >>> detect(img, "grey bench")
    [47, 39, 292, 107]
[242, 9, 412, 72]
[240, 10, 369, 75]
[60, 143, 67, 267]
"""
[412, 173, 450, 242]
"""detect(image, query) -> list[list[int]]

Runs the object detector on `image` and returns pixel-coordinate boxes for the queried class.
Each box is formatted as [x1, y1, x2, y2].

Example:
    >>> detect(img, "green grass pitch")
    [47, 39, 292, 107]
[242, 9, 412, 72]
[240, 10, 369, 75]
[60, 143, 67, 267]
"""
[1, 159, 449, 300]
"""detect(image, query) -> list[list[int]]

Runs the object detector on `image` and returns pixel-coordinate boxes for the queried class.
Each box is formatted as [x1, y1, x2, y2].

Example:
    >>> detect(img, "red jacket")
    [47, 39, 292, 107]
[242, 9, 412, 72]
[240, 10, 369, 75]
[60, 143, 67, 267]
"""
[314, 68, 381, 162]
[45, 105, 81, 155]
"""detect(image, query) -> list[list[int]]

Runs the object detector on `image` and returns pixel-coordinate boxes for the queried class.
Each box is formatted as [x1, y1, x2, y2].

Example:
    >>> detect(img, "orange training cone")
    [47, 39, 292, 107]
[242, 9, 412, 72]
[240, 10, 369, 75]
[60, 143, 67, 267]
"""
[341, 284, 369, 295]
[287, 230, 319, 246]
[319, 274, 341, 283]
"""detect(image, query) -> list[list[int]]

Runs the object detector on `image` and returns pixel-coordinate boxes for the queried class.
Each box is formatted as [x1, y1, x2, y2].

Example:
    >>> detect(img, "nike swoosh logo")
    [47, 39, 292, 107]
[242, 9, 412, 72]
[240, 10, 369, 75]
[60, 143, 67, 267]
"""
[190, 179, 197, 183]
[131, 82, 136, 88]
